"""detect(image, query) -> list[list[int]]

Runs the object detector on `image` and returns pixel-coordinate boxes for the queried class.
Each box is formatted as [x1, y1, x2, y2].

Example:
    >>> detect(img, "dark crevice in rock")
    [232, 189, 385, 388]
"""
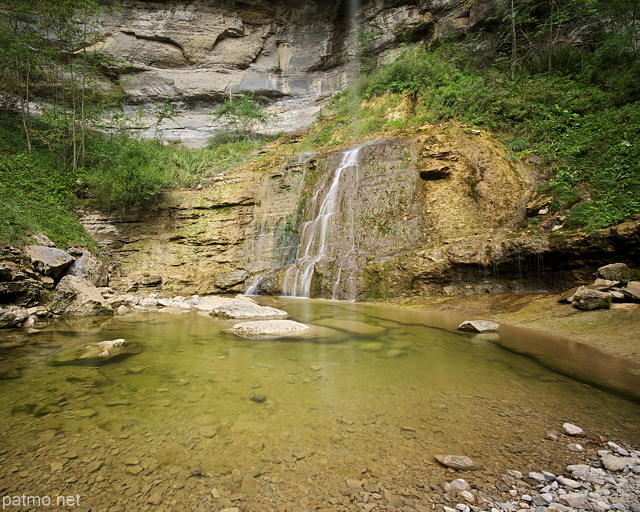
[420, 168, 450, 180]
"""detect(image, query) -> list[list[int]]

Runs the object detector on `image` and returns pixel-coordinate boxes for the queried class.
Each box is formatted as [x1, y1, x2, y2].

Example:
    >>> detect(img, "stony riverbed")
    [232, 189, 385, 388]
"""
[0, 300, 638, 512]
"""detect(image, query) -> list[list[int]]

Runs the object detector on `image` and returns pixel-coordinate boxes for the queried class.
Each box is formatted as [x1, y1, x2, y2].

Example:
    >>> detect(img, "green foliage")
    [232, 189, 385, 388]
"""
[0, 151, 94, 249]
[170, 136, 272, 188]
[307, 33, 640, 231]
[210, 95, 275, 139]
[82, 136, 174, 212]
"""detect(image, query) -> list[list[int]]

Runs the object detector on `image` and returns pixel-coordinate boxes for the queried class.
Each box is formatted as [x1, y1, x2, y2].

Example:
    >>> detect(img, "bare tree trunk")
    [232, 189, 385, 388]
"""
[548, 0, 555, 72]
[511, 0, 517, 79]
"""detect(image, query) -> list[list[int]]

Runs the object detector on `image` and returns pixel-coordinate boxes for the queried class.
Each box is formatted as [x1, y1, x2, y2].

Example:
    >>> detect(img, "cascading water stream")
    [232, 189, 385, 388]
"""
[282, 145, 363, 298]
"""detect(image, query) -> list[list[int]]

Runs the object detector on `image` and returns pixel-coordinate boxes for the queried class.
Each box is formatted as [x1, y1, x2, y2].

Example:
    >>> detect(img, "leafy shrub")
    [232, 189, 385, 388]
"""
[83, 137, 173, 212]
[0, 153, 94, 248]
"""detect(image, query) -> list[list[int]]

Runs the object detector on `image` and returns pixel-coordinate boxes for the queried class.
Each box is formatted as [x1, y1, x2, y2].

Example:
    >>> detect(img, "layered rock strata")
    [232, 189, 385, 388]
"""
[96, 0, 493, 145]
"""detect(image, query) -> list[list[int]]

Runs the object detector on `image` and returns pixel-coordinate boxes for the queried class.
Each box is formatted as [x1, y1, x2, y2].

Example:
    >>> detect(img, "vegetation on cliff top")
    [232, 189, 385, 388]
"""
[302, 0, 640, 231]
[0, 0, 639, 247]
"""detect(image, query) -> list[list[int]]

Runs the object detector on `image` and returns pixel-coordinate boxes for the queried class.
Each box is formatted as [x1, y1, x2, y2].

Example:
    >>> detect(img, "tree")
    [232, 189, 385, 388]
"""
[0, 0, 109, 168]
[210, 94, 275, 139]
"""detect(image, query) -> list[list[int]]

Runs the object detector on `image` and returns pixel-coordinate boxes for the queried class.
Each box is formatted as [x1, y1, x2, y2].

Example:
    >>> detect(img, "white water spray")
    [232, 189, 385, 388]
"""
[283, 145, 363, 298]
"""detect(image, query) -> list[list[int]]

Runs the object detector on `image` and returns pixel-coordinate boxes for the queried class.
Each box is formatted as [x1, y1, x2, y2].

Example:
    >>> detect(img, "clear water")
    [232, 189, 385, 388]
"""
[1, 299, 638, 510]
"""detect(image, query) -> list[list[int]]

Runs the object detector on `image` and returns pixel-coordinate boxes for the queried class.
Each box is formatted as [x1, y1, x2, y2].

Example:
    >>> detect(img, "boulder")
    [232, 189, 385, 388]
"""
[596, 263, 632, 282]
[24, 245, 75, 280]
[49, 275, 113, 316]
[572, 288, 611, 311]
[620, 281, 640, 301]
[457, 320, 500, 333]
[226, 319, 310, 339]
[66, 251, 109, 287]
[48, 338, 142, 366]
[0, 306, 29, 328]
[209, 295, 288, 319]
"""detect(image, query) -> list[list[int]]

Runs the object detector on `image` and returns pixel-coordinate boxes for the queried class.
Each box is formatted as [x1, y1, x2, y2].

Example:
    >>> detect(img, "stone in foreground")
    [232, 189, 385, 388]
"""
[457, 320, 500, 333]
[434, 454, 482, 471]
[562, 422, 585, 436]
[48, 338, 142, 366]
[226, 320, 310, 339]
[572, 288, 611, 311]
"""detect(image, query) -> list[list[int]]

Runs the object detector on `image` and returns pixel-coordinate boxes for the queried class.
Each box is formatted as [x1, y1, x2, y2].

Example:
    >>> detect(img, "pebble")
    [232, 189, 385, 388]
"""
[250, 393, 267, 403]
[562, 422, 585, 436]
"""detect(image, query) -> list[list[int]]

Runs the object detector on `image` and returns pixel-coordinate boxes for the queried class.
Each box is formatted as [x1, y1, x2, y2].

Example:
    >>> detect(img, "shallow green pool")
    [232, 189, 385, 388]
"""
[0, 299, 638, 511]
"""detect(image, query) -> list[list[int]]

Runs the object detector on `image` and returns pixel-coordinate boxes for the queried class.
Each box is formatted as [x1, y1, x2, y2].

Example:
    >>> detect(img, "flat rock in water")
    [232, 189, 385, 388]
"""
[226, 320, 310, 339]
[434, 454, 482, 471]
[457, 320, 500, 333]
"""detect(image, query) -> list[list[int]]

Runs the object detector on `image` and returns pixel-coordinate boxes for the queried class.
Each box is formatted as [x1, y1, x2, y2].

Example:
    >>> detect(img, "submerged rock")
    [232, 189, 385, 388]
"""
[434, 454, 482, 471]
[457, 320, 499, 333]
[48, 338, 142, 366]
[0, 362, 21, 380]
[313, 318, 387, 336]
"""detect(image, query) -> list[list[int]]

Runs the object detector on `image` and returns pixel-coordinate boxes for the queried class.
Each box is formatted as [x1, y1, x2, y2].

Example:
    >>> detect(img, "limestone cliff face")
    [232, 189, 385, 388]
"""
[83, 127, 534, 297]
[97, 0, 490, 145]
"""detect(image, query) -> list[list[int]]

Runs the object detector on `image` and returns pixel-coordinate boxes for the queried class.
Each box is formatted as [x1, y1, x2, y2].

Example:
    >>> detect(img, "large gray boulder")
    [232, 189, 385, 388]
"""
[67, 251, 109, 287]
[573, 288, 611, 311]
[596, 263, 632, 282]
[24, 245, 75, 280]
[49, 275, 113, 316]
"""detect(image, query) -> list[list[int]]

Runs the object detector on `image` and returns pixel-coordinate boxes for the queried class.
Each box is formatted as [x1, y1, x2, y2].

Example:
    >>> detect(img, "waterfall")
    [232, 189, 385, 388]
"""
[282, 145, 364, 298]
